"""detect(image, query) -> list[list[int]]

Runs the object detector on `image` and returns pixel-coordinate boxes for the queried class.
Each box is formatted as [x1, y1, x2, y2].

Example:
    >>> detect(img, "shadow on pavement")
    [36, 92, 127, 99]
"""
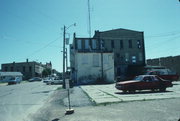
[32, 90, 56, 94]
[115, 90, 173, 95]
[51, 118, 59, 121]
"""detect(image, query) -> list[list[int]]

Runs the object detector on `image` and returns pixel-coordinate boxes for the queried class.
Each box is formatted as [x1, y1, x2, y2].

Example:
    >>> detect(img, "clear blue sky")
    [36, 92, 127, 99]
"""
[0, 0, 180, 72]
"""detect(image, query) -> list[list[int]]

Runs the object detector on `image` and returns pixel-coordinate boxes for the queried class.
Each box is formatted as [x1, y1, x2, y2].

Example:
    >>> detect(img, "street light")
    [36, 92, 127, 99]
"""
[62, 23, 76, 115]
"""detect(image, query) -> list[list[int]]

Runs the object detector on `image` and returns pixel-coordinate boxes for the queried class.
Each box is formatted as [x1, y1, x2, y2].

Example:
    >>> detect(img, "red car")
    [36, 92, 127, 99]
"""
[115, 75, 173, 93]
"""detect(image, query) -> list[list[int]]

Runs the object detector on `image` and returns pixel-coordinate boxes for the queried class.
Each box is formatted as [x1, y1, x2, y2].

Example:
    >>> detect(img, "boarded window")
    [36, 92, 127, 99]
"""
[93, 54, 99, 67]
[92, 39, 97, 49]
[85, 39, 89, 49]
[81, 55, 88, 64]
[77, 39, 82, 49]
[104, 55, 109, 64]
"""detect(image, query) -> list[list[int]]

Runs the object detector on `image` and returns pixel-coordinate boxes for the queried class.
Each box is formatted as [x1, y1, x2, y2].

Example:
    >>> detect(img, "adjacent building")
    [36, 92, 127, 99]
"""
[93, 29, 146, 79]
[147, 55, 180, 75]
[1, 59, 52, 80]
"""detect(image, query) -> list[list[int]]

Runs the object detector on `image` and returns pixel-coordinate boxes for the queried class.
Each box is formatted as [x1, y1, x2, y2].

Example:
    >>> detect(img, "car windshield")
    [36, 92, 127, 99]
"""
[134, 76, 143, 81]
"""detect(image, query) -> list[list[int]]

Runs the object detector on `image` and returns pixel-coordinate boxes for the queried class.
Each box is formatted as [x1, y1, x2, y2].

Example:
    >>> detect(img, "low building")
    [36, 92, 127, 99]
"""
[0, 72, 23, 82]
[1, 59, 52, 80]
[70, 34, 115, 84]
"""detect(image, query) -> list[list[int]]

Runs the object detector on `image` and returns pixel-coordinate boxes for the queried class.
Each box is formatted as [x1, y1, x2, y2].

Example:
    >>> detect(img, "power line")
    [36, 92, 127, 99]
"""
[26, 36, 61, 58]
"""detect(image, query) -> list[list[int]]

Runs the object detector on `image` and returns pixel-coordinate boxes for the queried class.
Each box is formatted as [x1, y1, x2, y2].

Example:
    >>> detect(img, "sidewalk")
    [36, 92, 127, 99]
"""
[81, 81, 180, 105]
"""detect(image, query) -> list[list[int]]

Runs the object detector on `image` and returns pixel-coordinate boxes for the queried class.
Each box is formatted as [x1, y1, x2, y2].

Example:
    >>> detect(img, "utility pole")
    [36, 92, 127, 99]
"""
[63, 26, 66, 88]
[65, 48, 68, 72]
[62, 24, 76, 115]
[101, 39, 104, 82]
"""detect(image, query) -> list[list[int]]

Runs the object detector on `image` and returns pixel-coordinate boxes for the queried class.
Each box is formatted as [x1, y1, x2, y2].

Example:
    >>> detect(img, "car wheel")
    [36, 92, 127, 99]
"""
[128, 90, 135, 93]
[122, 90, 127, 93]
[159, 88, 166, 92]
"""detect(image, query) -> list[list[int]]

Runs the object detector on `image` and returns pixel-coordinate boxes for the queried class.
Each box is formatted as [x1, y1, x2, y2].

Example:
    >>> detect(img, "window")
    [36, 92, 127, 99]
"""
[11, 66, 14, 71]
[101, 40, 104, 49]
[139, 53, 143, 61]
[111, 40, 114, 48]
[125, 53, 129, 62]
[4, 67, 8, 71]
[92, 39, 97, 49]
[132, 56, 136, 63]
[129, 40, 132, 48]
[85, 39, 89, 49]
[77, 39, 82, 49]
[93, 54, 99, 67]
[29, 66, 32, 72]
[137, 40, 141, 49]
[116, 53, 120, 58]
[23, 66, 26, 72]
[120, 40, 123, 49]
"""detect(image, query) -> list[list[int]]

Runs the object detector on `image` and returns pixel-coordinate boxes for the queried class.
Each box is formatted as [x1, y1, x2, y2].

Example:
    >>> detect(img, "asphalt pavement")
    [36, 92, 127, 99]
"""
[81, 81, 180, 105]
[0, 81, 60, 121]
[31, 86, 180, 121]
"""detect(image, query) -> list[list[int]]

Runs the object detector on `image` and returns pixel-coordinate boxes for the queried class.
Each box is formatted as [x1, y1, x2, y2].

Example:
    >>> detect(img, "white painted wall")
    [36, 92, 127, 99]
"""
[75, 52, 114, 84]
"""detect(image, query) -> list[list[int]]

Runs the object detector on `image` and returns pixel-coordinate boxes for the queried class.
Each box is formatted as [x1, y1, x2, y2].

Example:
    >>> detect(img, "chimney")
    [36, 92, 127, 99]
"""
[26, 59, 28, 63]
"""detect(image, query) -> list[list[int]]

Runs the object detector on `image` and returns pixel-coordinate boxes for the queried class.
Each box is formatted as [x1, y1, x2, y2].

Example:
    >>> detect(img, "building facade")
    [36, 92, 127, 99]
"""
[71, 52, 114, 84]
[70, 35, 114, 84]
[1, 59, 52, 80]
[70, 28, 146, 82]
[93, 29, 146, 79]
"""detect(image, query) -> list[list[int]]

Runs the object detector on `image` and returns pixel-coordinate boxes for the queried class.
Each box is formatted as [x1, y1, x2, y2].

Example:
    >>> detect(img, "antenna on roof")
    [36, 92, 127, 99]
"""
[87, 0, 91, 38]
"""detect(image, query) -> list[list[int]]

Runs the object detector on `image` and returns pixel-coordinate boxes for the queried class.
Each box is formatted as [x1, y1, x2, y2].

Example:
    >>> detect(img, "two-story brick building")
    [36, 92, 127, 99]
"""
[1, 59, 52, 80]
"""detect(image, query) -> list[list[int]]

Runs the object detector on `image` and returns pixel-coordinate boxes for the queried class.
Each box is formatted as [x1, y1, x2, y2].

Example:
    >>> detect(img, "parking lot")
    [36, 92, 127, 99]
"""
[81, 81, 180, 105]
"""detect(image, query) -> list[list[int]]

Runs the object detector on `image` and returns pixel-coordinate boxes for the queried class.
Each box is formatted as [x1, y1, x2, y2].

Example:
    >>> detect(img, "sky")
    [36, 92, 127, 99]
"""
[0, 0, 180, 72]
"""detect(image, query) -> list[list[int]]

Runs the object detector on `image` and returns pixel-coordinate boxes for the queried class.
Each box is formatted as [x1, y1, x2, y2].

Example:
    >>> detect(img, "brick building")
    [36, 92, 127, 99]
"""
[1, 59, 52, 80]
[93, 28, 146, 79]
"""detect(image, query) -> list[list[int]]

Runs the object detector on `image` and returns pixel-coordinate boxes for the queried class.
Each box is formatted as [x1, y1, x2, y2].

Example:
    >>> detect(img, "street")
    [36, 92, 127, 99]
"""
[0, 82, 180, 121]
[31, 85, 180, 121]
[0, 82, 60, 121]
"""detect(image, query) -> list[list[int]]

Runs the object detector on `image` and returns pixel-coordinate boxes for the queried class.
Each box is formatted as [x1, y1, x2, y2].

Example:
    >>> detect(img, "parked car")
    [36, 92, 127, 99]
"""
[45, 77, 62, 85]
[43, 77, 53, 84]
[146, 70, 179, 81]
[115, 75, 173, 93]
[7, 77, 22, 85]
[28, 77, 42, 82]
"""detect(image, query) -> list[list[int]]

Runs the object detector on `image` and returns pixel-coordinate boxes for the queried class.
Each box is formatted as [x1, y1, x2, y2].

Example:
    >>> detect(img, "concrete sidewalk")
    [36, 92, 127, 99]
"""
[81, 81, 180, 105]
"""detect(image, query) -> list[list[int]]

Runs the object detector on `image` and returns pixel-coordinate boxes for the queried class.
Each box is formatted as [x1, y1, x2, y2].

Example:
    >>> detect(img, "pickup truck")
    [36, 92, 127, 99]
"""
[146, 71, 179, 81]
